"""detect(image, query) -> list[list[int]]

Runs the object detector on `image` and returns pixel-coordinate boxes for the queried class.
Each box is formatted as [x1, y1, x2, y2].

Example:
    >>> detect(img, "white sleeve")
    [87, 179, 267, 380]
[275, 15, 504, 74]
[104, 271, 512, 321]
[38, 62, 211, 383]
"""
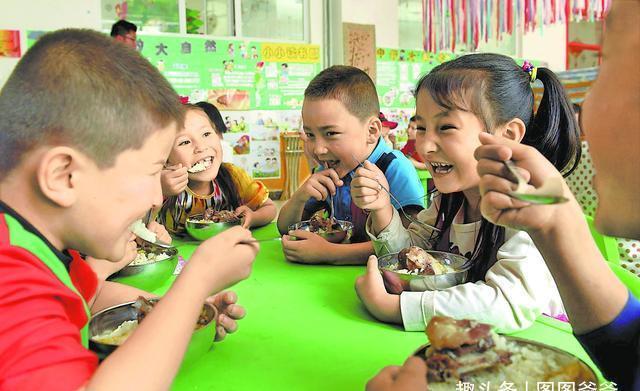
[365, 200, 440, 256]
[400, 229, 565, 332]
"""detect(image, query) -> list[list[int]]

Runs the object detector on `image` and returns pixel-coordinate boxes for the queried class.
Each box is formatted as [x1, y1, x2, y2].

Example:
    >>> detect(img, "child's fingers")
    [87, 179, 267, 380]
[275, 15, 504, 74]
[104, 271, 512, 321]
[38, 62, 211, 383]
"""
[288, 229, 315, 240]
[224, 303, 246, 320]
[217, 314, 238, 334]
[478, 173, 519, 197]
[307, 183, 328, 201]
[366, 255, 379, 274]
[318, 168, 343, 185]
[352, 176, 383, 191]
[394, 357, 427, 385]
[314, 175, 338, 195]
[474, 142, 514, 163]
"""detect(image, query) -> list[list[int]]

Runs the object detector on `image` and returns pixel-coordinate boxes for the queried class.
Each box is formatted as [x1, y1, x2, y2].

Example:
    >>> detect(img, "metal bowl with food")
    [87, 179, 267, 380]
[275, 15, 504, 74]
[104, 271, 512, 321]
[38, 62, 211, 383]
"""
[89, 298, 217, 366]
[109, 245, 179, 292]
[414, 336, 597, 387]
[377, 248, 470, 291]
[288, 218, 353, 244]
[185, 212, 241, 241]
[415, 316, 597, 387]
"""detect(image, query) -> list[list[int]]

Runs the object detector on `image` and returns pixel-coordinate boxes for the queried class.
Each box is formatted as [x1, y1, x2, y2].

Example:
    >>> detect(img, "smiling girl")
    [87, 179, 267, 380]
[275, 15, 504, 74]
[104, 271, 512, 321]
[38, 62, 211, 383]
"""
[351, 54, 581, 332]
[158, 104, 276, 234]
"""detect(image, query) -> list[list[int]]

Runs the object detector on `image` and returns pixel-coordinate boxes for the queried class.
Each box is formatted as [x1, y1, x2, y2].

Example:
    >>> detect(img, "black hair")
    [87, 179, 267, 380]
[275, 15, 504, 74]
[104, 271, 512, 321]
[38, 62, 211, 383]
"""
[409, 115, 416, 122]
[304, 65, 379, 123]
[184, 104, 240, 209]
[416, 53, 581, 282]
[110, 20, 137, 37]
[194, 101, 227, 135]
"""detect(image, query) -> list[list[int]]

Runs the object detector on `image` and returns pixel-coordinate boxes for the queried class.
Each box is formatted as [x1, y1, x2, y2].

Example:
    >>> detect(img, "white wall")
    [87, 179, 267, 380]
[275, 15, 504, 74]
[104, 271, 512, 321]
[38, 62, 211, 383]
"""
[0, 0, 100, 87]
[342, 0, 399, 48]
[520, 23, 566, 71]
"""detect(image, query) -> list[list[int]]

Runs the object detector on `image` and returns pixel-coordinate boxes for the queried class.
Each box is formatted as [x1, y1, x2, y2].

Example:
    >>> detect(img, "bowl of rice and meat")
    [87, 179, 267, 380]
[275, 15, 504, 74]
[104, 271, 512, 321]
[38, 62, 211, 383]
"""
[185, 209, 241, 241]
[288, 214, 353, 244]
[377, 246, 470, 291]
[90, 297, 217, 365]
[416, 316, 597, 388]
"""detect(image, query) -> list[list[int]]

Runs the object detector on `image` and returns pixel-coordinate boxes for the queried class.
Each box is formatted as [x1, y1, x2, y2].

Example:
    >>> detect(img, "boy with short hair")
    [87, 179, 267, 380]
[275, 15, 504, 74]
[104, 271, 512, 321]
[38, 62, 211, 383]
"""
[278, 65, 424, 265]
[0, 29, 258, 389]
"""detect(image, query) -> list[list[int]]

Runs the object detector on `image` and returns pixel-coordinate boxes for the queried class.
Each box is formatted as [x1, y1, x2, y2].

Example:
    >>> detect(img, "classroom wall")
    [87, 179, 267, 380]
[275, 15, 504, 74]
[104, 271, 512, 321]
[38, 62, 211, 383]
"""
[0, 0, 101, 87]
[521, 23, 566, 71]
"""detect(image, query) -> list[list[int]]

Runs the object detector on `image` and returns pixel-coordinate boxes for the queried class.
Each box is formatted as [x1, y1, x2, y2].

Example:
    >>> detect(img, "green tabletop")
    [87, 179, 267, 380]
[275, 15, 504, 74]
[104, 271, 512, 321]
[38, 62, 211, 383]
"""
[155, 223, 603, 390]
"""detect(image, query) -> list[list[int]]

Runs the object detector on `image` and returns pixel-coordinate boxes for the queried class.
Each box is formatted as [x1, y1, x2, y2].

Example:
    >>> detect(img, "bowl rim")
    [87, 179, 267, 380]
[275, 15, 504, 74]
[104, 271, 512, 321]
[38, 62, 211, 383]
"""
[185, 212, 241, 225]
[288, 218, 354, 233]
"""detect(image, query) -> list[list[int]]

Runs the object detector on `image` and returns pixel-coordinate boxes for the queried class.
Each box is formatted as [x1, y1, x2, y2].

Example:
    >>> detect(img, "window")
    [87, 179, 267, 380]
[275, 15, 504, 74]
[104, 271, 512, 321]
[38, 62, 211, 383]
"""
[102, 0, 307, 41]
[398, 0, 423, 50]
[240, 0, 305, 41]
[102, 0, 180, 33]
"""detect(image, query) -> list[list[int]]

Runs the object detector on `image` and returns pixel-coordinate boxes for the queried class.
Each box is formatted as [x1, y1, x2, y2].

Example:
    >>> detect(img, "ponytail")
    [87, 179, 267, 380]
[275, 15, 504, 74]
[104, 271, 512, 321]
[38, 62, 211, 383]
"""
[523, 68, 581, 176]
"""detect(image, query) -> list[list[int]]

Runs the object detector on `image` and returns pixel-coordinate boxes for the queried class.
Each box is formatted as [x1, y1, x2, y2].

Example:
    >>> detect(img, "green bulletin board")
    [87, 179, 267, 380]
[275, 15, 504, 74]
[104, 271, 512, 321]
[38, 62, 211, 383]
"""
[135, 34, 321, 180]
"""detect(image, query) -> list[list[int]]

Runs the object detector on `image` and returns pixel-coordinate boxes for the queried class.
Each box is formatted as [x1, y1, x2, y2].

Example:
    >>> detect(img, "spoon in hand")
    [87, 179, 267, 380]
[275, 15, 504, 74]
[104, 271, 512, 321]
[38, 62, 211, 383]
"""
[503, 160, 569, 205]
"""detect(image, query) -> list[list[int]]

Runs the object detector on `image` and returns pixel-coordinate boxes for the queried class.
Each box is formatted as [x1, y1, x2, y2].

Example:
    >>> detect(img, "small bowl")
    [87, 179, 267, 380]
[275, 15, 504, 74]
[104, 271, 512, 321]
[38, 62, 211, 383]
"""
[89, 299, 217, 366]
[185, 213, 240, 241]
[288, 219, 353, 244]
[109, 247, 179, 292]
[377, 250, 470, 291]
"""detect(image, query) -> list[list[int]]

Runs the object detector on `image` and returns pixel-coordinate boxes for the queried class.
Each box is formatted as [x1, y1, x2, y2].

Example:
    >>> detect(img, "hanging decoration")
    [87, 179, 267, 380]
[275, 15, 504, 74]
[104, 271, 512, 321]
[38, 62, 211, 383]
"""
[422, 0, 611, 52]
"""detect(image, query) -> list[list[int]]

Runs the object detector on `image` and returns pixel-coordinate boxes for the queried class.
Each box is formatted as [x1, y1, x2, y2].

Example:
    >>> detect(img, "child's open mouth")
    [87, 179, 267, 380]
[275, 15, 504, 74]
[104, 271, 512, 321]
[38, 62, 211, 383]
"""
[430, 161, 453, 174]
[322, 160, 340, 170]
[188, 156, 214, 173]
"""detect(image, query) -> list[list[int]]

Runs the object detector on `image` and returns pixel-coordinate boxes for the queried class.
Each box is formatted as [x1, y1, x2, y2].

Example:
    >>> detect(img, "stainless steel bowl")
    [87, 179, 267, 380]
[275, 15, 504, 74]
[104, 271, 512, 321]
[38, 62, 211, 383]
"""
[377, 250, 470, 291]
[414, 336, 597, 384]
[109, 247, 179, 292]
[185, 213, 240, 241]
[288, 219, 353, 244]
[89, 299, 217, 364]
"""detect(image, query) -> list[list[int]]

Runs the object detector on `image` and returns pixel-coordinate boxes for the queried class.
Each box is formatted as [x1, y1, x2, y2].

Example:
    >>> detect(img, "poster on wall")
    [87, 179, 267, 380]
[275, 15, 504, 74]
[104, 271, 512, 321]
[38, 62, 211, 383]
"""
[137, 34, 320, 180]
[0, 30, 21, 57]
[343, 23, 376, 81]
[376, 48, 457, 148]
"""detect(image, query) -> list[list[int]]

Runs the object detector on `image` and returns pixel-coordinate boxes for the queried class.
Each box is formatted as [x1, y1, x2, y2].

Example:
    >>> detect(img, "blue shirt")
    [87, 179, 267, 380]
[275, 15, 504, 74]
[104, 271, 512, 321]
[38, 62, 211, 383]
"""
[575, 291, 640, 389]
[304, 137, 424, 240]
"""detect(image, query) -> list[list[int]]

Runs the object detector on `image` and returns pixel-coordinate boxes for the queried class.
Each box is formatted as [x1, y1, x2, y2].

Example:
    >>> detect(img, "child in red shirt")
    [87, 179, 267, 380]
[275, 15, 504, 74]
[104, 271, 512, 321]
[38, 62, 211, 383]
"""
[0, 29, 258, 390]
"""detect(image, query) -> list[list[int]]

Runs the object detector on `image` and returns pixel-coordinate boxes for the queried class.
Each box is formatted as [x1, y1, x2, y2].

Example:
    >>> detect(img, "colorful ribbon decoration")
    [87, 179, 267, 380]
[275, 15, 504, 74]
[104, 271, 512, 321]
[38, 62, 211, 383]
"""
[422, 0, 612, 53]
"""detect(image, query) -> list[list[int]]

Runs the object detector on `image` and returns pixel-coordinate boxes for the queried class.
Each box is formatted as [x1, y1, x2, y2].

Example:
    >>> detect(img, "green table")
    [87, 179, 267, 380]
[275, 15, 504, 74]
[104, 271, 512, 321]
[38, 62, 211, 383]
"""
[155, 223, 603, 390]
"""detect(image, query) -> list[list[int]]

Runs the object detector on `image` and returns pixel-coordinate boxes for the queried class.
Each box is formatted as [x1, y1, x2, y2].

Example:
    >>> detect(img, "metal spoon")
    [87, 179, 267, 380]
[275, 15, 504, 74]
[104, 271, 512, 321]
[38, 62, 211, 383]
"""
[503, 160, 569, 205]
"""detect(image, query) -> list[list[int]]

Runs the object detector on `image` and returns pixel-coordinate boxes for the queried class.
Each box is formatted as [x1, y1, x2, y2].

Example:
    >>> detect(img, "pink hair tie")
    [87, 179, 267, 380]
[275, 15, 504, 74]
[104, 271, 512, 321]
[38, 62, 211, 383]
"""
[521, 60, 537, 83]
[179, 96, 189, 104]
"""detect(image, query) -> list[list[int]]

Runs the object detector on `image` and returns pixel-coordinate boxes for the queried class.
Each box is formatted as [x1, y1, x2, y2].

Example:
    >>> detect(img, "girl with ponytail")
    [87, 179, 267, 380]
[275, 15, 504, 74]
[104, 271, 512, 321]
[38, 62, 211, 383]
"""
[351, 53, 580, 332]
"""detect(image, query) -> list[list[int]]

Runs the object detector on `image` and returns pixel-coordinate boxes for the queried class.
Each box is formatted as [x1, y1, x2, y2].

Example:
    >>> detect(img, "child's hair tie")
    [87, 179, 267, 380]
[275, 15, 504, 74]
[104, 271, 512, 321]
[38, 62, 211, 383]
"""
[522, 60, 538, 83]
[179, 96, 190, 104]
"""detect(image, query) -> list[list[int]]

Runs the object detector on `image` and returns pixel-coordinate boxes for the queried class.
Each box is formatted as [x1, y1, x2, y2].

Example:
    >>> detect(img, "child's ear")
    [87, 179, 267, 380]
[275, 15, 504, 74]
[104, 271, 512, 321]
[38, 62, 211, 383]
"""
[497, 118, 526, 142]
[366, 116, 382, 144]
[36, 147, 83, 208]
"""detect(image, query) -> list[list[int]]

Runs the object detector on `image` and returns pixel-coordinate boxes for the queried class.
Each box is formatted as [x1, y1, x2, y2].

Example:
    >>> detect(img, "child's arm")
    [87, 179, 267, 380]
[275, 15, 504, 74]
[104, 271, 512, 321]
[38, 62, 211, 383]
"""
[276, 168, 343, 234]
[357, 229, 561, 331]
[236, 198, 277, 229]
[86, 227, 258, 390]
[475, 133, 628, 334]
[282, 232, 375, 265]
